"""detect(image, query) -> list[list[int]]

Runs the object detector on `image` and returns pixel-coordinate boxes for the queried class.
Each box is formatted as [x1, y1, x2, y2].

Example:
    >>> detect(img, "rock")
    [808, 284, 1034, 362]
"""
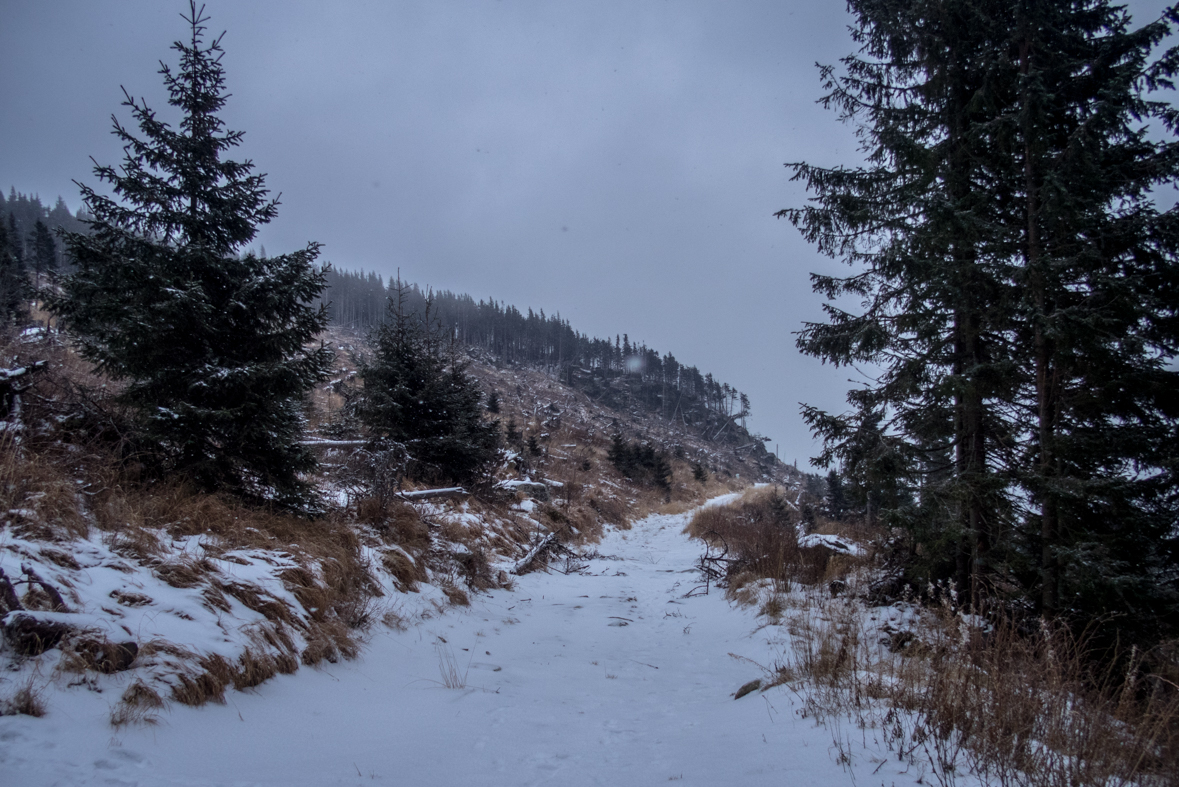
[734, 679, 763, 699]
[512, 481, 550, 501]
[74, 637, 139, 673]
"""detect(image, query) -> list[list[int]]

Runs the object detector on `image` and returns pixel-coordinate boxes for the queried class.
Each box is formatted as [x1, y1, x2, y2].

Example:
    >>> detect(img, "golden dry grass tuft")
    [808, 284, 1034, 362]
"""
[439, 581, 470, 607]
[109, 680, 165, 728]
[172, 654, 235, 706]
[381, 549, 426, 593]
[0, 676, 47, 717]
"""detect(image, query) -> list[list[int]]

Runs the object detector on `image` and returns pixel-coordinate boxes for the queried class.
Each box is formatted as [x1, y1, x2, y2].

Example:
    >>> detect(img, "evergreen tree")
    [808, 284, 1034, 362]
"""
[357, 284, 500, 486]
[607, 434, 672, 491]
[0, 219, 28, 324]
[825, 470, 848, 521]
[999, 1, 1179, 636]
[784, 0, 1018, 602]
[29, 219, 56, 283]
[784, 0, 1179, 642]
[49, 2, 332, 507]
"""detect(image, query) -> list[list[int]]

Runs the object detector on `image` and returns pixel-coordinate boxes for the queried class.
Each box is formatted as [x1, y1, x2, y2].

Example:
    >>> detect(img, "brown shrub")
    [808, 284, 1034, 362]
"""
[782, 592, 1179, 787]
[0, 435, 88, 540]
[686, 487, 804, 584]
[377, 501, 430, 549]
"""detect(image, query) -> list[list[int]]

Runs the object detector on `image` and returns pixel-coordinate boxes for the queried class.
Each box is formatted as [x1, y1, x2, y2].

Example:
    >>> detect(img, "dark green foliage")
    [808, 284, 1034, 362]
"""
[784, 0, 1179, 648]
[48, 3, 331, 508]
[486, 390, 500, 414]
[692, 461, 707, 485]
[1, 191, 88, 249]
[28, 220, 55, 282]
[0, 218, 28, 324]
[526, 434, 541, 457]
[824, 471, 849, 522]
[357, 286, 500, 486]
[505, 417, 521, 443]
[608, 434, 672, 492]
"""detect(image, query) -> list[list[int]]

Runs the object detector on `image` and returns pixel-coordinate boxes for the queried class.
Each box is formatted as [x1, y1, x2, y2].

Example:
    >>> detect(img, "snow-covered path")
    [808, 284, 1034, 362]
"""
[1, 504, 923, 786]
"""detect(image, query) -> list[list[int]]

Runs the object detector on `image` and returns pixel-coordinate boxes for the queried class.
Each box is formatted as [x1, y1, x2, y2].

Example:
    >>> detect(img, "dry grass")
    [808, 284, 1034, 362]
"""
[689, 486, 1179, 785]
[0, 676, 47, 717]
[109, 680, 164, 728]
[779, 589, 1179, 787]
[0, 434, 90, 541]
[439, 581, 471, 607]
[172, 654, 235, 706]
[381, 549, 427, 592]
[434, 641, 471, 689]
[686, 486, 845, 588]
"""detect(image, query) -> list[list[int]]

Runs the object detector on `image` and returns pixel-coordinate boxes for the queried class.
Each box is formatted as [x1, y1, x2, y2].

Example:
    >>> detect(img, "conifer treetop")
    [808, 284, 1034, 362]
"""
[83, 0, 276, 255]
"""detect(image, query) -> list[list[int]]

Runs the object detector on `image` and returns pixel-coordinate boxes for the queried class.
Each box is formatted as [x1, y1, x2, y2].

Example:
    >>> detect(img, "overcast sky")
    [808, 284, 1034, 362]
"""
[1, 1, 1173, 470]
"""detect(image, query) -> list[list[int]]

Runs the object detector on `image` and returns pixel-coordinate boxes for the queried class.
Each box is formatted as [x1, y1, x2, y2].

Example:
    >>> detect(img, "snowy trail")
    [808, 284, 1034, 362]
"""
[1, 504, 925, 786]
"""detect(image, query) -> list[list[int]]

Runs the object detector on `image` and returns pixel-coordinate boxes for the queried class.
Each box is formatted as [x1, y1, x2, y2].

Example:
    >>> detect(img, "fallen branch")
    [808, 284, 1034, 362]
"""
[21, 563, 71, 612]
[397, 487, 468, 502]
[512, 532, 558, 575]
[0, 567, 23, 614]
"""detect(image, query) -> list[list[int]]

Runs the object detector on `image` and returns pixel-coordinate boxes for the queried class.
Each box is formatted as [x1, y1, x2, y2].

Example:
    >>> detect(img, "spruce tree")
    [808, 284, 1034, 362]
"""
[29, 219, 56, 284]
[784, 0, 1179, 642]
[49, 2, 332, 508]
[1000, 1, 1179, 637]
[0, 218, 28, 324]
[357, 284, 500, 486]
[783, 0, 1019, 603]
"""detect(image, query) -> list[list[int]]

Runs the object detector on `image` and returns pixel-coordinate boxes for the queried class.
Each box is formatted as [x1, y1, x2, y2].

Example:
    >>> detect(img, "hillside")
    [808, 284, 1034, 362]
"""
[0, 320, 796, 723]
[3, 326, 1176, 786]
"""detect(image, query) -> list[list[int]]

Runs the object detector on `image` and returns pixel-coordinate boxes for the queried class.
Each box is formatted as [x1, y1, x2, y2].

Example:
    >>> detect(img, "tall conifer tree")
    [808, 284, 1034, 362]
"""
[1001, 1, 1179, 635]
[29, 219, 56, 283]
[0, 218, 28, 324]
[50, 2, 332, 507]
[782, 0, 1019, 602]
[785, 0, 1179, 639]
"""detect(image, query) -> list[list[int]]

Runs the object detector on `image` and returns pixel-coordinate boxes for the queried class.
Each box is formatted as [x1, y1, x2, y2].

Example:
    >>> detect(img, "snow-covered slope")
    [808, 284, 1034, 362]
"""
[0, 502, 940, 787]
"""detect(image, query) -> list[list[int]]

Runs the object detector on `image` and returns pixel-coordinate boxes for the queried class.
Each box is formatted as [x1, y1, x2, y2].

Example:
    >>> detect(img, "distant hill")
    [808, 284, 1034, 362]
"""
[318, 267, 779, 469]
[0, 187, 88, 270]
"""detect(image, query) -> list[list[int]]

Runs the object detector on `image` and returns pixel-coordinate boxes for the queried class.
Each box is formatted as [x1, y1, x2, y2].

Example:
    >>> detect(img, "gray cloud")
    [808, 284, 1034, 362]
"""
[2, 1, 1172, 469]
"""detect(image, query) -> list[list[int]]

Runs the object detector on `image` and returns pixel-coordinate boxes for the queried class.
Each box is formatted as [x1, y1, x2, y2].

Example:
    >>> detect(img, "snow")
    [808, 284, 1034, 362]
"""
[0, 502, 956, 787]
[797, 533, 862, 556]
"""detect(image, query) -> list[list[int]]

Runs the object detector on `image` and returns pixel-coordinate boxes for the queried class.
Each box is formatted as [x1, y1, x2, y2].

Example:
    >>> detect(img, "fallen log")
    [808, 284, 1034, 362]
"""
[2, 610, 76, 655]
